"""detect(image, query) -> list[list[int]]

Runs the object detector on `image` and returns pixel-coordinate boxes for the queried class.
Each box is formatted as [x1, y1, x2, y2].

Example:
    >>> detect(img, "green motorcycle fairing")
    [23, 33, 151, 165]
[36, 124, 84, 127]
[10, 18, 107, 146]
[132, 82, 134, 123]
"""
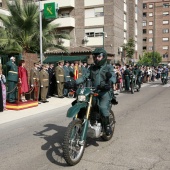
[67, 102, 88, 118]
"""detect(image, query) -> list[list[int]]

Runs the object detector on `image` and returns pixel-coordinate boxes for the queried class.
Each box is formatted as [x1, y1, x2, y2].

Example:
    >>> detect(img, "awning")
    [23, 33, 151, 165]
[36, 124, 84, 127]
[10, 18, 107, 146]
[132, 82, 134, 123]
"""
[43, 56, 88, 63]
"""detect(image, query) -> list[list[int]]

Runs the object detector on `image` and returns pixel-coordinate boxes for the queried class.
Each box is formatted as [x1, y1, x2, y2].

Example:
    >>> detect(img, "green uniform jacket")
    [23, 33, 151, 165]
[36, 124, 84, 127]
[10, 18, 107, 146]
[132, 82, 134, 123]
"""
[6, 60, 18, 82]
[40, 70, 49, 87]
[30, 68, 40, 86]
[55, 66, 65, 82]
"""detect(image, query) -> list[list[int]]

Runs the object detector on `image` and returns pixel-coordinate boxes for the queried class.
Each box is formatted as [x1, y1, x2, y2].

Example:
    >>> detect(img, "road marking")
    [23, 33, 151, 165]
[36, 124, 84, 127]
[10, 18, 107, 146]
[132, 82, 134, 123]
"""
[150, 85, 159, 87]
[162, 84, 170, 87]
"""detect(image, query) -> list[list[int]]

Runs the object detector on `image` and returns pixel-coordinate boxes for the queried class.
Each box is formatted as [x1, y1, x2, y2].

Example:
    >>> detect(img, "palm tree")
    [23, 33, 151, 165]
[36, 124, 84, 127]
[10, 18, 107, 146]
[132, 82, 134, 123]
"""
[0, 0, 69, 54]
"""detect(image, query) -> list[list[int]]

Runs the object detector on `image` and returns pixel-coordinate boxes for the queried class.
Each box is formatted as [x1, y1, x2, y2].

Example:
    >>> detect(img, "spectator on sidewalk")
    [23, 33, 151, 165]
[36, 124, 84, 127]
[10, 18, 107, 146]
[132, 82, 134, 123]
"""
[0, 69, 7, 111]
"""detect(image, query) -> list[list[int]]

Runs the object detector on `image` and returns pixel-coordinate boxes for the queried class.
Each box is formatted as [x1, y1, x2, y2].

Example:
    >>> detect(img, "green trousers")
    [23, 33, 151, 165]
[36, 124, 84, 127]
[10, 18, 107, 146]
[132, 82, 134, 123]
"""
[7, 81, 17, 102]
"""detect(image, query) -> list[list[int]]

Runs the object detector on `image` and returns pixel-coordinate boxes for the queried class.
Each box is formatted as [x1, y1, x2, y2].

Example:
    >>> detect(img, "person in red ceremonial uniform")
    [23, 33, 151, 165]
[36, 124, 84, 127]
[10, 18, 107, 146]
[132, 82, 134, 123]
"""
[18, 60, 29, 102]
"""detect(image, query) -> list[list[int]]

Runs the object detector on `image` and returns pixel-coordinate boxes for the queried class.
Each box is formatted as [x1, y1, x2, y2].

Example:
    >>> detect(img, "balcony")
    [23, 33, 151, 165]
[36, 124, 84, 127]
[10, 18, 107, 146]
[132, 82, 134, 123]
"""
[35, 0, 75, 9]
[85, 0, 104, 7]
[0, 8, 11, 16]
[51, 17, 75, 28]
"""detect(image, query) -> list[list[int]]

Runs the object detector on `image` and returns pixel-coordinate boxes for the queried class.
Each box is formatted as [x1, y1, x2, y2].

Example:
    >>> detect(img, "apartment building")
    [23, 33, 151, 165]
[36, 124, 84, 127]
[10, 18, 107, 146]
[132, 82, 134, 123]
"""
[0, 0, 143, 64]
[143, 0, 170, 64]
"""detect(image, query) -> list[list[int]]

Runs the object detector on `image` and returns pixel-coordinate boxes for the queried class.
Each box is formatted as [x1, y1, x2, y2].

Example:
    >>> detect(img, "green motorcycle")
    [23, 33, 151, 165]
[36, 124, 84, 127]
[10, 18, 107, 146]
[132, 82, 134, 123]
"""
[161, 72, 168, 85]
[63, 84, 117, 166]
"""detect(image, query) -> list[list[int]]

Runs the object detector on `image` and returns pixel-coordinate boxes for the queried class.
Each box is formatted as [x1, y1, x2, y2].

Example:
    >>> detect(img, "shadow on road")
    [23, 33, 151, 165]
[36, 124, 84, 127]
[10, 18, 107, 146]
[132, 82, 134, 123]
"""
[33, 123, 101, 167]
[33, 124, 68, 166]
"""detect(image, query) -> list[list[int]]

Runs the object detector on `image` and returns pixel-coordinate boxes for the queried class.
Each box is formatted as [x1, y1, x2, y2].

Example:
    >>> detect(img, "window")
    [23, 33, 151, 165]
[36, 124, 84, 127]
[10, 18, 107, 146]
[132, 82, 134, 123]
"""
[149, 21, 153, 26]
[149, 13, 153, 17]
[85, 8, 104, 18]
[163, 53, 168, 58]
[143, 3, 147, 9]
[143, 21, 147, 26]
[163, 20, 169, 24]
[143, 38, 147, 42]
[143, 29, 147, 34]
[149, 29, 153, 34]
[163, 46, 169, 50]
[149, 4, 153, 9]
[85, 28, 103, 37]
[163, 12, 169, 16]
[149, 38, 153, 42]
[143, 12, 147, 17]
[143, 46, 147, 50]
[163, 4, 169, 8]
[124, 14, 127, 21]
[163, 38, 169, 41]
[0, 2, 2, 7]
[162, 28, 169, 33]
[149, 46, 153, 50]
[124, 32, 127, 38]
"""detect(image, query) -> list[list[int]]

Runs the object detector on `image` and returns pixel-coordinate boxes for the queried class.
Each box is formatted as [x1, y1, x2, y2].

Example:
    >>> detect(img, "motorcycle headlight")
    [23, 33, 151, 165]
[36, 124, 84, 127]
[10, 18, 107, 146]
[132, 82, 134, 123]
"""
[78, 95, 86, 102]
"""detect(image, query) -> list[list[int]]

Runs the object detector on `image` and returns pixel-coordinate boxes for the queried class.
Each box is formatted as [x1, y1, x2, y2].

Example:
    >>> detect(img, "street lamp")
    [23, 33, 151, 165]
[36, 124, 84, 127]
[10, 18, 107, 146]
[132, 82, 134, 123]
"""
[102, 32, 107, 49]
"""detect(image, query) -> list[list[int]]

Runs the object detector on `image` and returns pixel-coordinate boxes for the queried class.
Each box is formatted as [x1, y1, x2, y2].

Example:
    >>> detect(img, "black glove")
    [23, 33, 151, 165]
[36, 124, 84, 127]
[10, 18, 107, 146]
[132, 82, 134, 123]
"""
[111, 97, 118, 105]
[64, 80, 76, 89]
[97, 84, 111, 91]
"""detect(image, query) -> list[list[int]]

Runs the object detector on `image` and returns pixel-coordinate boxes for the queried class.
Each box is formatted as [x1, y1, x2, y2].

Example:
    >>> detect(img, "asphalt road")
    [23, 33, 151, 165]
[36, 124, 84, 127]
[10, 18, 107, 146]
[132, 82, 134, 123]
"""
[0, 80, 170, 170]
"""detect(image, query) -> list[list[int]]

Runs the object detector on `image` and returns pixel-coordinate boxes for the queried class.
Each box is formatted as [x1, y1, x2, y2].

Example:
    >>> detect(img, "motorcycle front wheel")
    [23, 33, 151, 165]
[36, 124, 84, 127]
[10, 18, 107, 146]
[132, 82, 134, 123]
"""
[101, 110, 116, 141]
[63, 119, 85, 166]
[131, 83, 134, 94]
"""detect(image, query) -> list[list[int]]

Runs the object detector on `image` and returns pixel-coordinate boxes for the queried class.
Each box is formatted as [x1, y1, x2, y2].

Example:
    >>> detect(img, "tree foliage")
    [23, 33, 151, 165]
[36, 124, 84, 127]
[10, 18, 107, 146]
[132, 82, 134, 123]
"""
[137, 51, 162, 66]
[0, 0, 70, 54]
[122, 38, 135, 59]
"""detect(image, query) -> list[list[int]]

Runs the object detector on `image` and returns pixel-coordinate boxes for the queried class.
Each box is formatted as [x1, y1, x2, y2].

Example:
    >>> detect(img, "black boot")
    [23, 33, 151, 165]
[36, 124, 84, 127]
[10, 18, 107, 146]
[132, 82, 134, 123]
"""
[103, 116, 112, 136]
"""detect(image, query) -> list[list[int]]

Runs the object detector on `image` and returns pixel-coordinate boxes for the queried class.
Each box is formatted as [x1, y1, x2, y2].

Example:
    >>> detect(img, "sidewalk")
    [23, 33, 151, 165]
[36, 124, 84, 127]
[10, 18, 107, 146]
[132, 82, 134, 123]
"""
[0, 97, 74, 125]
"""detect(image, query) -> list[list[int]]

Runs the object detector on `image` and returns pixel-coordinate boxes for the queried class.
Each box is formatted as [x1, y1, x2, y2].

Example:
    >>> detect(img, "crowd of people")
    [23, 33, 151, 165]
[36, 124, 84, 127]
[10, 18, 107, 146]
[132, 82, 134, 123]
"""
[113, 64, 169, 92]
[0, 54, 169, 113]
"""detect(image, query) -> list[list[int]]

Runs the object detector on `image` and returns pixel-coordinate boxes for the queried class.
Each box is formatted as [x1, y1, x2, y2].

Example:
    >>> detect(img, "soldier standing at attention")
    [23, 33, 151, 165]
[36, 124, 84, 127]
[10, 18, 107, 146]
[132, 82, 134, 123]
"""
[30, 62, 40, 102]
[63, 61, 70, 97]
[123, 65, 130, 91]
[40, 64, 49, 103]
[78, 61, 83, 78]
[6, 56, 18, 103]
[69, 62, 74, 74]
[55, 60, 65, 98]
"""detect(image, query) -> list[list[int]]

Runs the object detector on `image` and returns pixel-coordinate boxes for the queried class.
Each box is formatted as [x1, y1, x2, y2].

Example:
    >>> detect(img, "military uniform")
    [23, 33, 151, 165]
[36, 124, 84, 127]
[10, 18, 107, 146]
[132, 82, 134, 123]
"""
[6, 60, 18, 103]
[63, 65, 71, 96]
[30, 67, 40, 101]
[123, 67, 130, 91]
[78, 66, 83, 78]
[55, 63, 65, 97]
[40, 67, 49, 102]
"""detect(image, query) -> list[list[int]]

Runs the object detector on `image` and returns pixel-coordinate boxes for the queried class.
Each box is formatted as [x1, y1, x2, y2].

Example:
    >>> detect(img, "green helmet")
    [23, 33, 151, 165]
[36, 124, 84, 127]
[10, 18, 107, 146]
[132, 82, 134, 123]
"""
[92, 48, 107, 66]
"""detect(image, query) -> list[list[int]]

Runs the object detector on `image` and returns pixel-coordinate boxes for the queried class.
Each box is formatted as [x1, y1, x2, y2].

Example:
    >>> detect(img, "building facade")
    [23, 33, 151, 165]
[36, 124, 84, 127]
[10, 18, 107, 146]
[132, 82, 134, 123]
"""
[143, 0, 170, 64]
[0, 0, 143, 64]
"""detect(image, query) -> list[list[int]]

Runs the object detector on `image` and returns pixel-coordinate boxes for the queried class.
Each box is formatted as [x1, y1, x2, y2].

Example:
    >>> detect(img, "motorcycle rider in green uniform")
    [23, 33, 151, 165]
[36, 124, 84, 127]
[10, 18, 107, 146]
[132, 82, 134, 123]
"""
[123, 65, 130, 91]
[76, 48, 116, 135]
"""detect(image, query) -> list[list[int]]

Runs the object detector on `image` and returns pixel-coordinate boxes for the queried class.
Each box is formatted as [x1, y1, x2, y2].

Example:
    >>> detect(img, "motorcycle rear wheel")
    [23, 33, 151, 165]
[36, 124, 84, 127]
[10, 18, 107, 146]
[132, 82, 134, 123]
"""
[101, 110, 116, 141]
[63, 119, 85, 166]
[131, 83, 134, 94]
